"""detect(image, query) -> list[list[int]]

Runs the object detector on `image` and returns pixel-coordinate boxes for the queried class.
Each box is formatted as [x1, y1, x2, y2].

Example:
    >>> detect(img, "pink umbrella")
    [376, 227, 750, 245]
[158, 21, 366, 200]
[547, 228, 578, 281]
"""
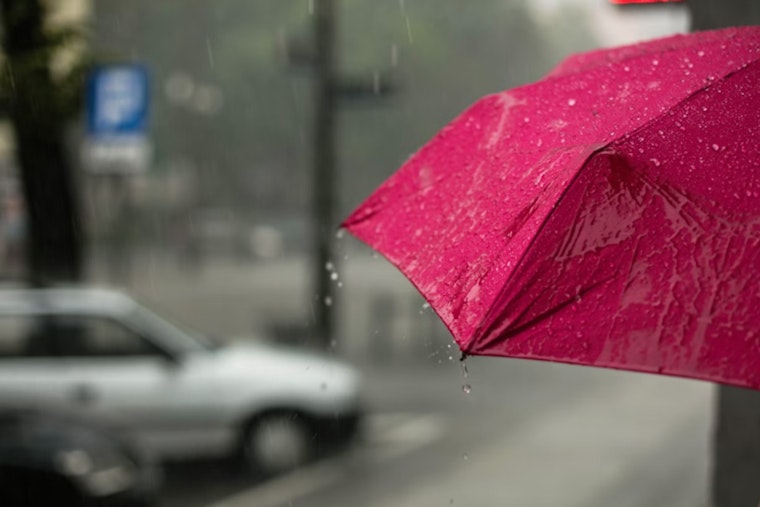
[343, 26, 760, 390]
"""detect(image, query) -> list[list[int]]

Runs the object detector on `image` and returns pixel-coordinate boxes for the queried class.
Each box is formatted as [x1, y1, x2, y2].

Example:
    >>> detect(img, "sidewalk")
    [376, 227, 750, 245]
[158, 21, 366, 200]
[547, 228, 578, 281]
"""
[371, 372, 712, 507]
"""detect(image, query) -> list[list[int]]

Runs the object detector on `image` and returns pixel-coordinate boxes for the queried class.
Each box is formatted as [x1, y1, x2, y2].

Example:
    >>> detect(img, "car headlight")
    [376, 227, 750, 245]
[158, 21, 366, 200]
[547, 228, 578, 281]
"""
[55, 448, 136, 497]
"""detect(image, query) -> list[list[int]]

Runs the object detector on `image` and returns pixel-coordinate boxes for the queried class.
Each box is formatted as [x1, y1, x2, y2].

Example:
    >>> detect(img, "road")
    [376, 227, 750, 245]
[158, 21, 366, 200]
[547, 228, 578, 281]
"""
[90, 250, 714, 506]
[158, 359, 712, 507]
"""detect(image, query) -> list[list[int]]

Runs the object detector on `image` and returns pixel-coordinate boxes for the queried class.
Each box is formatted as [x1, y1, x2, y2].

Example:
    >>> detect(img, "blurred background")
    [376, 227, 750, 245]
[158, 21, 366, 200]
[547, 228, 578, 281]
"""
[0, 1, 720, 507]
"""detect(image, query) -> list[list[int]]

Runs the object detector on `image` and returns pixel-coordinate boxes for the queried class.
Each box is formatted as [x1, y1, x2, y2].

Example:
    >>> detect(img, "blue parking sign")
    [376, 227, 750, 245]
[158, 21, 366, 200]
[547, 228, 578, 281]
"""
[87, 65, 149, 136]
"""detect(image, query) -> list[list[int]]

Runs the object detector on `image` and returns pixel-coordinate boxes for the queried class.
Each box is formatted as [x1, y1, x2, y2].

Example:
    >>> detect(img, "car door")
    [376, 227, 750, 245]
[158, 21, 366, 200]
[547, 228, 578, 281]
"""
[48, 314, 228, 460]
[0, 314, 71, 406]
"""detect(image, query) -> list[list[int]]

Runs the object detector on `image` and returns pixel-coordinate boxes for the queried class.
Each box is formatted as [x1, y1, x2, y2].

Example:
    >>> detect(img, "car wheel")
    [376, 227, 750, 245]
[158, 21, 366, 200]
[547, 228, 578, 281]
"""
[242, 412, 313, 477]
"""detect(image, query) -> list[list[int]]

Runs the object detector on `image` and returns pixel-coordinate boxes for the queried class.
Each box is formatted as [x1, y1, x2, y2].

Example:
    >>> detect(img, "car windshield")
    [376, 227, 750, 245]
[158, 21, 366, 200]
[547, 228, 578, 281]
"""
[130, 305, 217, 354]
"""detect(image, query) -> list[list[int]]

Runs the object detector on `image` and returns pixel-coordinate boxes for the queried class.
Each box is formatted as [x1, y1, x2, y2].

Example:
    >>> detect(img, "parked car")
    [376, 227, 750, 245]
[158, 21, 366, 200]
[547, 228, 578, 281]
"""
[0, 405, 160, 507]
[0, 288, 363, 476]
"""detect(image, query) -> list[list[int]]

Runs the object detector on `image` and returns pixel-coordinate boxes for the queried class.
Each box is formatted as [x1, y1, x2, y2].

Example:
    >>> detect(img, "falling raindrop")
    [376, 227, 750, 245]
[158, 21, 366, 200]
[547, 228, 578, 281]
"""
[391, 44, 399, 67]
[335, 229, 345, 239]
[330, 272, 339, 281]
[463, 453, 470, 461]
[324, 296, 333, 306]
[399, 0, 414, 44]
[462, 384, 472, 394]
[206, 38, 215, 69]
[325, 261, 334, 271]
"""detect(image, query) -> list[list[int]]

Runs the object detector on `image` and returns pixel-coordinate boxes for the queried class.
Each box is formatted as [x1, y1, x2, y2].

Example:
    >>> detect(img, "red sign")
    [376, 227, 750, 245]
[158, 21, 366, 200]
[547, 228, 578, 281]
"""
[609, 0, 684, 4]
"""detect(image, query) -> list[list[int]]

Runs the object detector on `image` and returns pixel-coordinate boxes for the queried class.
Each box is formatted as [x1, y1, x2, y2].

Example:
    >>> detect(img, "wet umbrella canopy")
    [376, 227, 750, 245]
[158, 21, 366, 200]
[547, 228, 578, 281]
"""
[344, 26, 760, 389]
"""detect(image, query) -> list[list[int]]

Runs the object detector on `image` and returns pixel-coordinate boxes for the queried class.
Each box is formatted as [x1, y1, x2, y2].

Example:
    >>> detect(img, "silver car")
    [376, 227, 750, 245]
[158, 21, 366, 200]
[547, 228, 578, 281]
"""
[0, 288, 363, 476]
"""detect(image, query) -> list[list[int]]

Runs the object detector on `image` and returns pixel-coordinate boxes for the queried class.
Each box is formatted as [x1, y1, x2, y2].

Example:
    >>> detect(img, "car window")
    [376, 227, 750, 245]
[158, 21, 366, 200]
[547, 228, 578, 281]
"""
[0, 315, 47, 358]
[47, 315, 160, 358]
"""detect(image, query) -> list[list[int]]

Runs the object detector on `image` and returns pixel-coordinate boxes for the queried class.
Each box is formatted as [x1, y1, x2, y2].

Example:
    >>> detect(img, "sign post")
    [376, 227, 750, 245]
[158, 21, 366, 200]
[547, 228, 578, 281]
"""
[83, 64, 150, 281]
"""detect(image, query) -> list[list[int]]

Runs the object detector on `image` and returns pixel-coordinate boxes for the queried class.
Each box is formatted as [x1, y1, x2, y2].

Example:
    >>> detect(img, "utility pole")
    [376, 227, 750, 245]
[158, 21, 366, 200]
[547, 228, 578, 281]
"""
[306, 0, 396, 349]
[312, 0, 337, 348]
[688, 3, 760, 506]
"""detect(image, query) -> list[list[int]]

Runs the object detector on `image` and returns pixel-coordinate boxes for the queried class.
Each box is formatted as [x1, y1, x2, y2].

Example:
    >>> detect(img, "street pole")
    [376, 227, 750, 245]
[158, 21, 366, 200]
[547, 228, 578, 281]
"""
[312, 0, 337, 349]
[687, 3, 760, 506]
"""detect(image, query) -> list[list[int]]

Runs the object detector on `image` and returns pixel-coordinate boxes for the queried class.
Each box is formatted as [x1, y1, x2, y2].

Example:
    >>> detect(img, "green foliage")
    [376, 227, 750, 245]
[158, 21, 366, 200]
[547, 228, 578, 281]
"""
[0, 3, 91, 131]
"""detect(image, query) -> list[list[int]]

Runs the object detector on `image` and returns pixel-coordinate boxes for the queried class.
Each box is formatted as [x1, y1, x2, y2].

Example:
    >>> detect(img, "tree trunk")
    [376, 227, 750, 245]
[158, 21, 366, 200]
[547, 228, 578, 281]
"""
[688, 2, 760, 506]
[1, 0, 85, 285]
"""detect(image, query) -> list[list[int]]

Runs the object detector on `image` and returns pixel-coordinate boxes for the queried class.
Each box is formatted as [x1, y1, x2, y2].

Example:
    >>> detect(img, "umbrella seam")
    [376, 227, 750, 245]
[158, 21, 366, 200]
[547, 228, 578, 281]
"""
[606, 57, 760, 148]
[469, 144, 613, 352]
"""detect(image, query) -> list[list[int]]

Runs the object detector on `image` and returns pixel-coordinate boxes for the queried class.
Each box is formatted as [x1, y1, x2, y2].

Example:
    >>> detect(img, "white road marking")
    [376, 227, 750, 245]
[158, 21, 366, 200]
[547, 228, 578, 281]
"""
[366, 414, 447, 462]
[207, 412, 446, 507]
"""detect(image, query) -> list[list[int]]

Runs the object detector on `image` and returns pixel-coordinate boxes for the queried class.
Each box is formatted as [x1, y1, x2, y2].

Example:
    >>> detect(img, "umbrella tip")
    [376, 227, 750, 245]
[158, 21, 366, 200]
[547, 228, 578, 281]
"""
[459, 351, 468, 362]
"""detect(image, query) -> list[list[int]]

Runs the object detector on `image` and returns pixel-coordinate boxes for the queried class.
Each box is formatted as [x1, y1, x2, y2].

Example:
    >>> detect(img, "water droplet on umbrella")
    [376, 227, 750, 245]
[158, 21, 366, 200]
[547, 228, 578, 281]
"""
[698, 50, 705, 57]
[650, 158, 661, 167]
[712, 144, 720, 151]
[652, 59, 659, 66]
[568, 98, 576, 106]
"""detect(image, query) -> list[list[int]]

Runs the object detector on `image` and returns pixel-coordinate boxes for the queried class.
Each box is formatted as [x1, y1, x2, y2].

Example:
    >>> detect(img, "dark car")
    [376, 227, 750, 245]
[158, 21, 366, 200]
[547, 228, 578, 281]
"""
[0, 406, 161, 507]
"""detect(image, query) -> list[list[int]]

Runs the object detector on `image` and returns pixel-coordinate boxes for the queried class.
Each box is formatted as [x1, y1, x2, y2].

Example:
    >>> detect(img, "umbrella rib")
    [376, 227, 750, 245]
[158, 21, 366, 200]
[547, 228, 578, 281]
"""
[470, 145, 613, 350]
[607, 57, 760, 148]
[474, 275, 616, 353]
